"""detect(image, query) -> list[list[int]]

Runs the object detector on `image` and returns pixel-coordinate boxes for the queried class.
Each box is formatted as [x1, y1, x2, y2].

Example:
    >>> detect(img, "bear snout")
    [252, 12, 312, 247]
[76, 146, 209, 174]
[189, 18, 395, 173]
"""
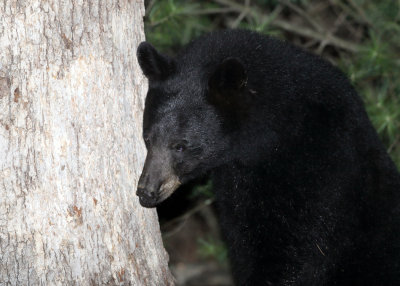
[136, 187, 158, 208]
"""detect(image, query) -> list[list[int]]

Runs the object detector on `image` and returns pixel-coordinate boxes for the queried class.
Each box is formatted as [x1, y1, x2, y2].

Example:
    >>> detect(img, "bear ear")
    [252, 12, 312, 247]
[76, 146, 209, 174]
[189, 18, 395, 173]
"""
[137, 42, 175, 80]
[208, 57, 247, 95]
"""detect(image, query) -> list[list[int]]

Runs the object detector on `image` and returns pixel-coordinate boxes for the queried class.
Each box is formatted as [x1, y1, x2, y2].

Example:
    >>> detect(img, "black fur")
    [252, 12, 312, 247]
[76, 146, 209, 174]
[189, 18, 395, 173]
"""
[136, 30, 400, 285]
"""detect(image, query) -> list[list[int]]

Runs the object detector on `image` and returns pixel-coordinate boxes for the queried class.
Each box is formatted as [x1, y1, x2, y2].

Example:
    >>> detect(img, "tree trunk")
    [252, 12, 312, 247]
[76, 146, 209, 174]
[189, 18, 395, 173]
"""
[0, 1, 174, 285]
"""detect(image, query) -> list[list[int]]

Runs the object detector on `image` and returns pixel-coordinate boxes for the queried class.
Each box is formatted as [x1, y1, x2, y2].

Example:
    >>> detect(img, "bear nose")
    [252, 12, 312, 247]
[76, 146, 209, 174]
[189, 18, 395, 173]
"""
[136, 187, 159, 208]
[136, 187, 156, 199]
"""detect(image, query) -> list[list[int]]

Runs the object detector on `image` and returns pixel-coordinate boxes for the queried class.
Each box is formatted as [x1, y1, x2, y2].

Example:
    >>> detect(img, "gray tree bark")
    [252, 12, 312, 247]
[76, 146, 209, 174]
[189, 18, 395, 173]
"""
[0, 0, 174, 285]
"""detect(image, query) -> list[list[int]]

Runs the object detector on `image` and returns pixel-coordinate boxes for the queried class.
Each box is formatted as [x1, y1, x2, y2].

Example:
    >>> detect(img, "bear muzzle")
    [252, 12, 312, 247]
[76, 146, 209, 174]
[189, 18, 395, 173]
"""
[136, 148, 182, 207]
[136, 176, 181, 208]
[136, 187, 158, 208]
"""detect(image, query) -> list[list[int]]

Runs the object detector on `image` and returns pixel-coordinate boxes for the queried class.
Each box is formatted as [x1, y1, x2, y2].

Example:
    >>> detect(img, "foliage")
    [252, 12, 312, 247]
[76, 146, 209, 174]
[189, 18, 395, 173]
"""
[144, 0, 400, 168]
[144, 0, 216, 52]
[189, 180, 214, 199]
[197, 236, 228, 263]
[339, 1, 400, 165]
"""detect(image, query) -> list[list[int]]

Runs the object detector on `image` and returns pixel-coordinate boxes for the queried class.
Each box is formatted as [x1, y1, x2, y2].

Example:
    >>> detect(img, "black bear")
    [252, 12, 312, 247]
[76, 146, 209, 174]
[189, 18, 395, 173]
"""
[136, 30, 400, 285]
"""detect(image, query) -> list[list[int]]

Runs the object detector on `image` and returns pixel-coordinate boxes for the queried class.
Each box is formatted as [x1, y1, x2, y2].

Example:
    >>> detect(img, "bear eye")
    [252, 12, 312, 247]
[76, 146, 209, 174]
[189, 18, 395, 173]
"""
[172, 141, 187, 152]
[174, 144, 185, 152]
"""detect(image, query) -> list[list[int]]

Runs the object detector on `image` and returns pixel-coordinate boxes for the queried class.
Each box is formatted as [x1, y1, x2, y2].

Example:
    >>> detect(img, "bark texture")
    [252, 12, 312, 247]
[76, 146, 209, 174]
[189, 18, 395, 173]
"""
[0, 0, 174, 285]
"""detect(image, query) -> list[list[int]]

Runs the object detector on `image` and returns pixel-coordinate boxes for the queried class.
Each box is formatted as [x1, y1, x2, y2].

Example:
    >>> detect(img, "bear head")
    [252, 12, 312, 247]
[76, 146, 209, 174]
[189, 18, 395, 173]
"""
[135, 41, 251, 208]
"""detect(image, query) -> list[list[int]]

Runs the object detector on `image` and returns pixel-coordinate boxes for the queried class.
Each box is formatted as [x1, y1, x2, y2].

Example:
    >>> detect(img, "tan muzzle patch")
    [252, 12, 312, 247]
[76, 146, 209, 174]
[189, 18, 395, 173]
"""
[159, 175, 181, 201]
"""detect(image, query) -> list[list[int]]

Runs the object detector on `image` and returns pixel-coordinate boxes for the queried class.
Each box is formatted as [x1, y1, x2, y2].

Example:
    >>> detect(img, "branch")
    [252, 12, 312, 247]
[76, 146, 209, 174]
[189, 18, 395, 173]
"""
[279, 0, 323, 32]
[161, 199, 215, 238]
[272, 19, 360, 52]
[212, 0, 361, 53]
